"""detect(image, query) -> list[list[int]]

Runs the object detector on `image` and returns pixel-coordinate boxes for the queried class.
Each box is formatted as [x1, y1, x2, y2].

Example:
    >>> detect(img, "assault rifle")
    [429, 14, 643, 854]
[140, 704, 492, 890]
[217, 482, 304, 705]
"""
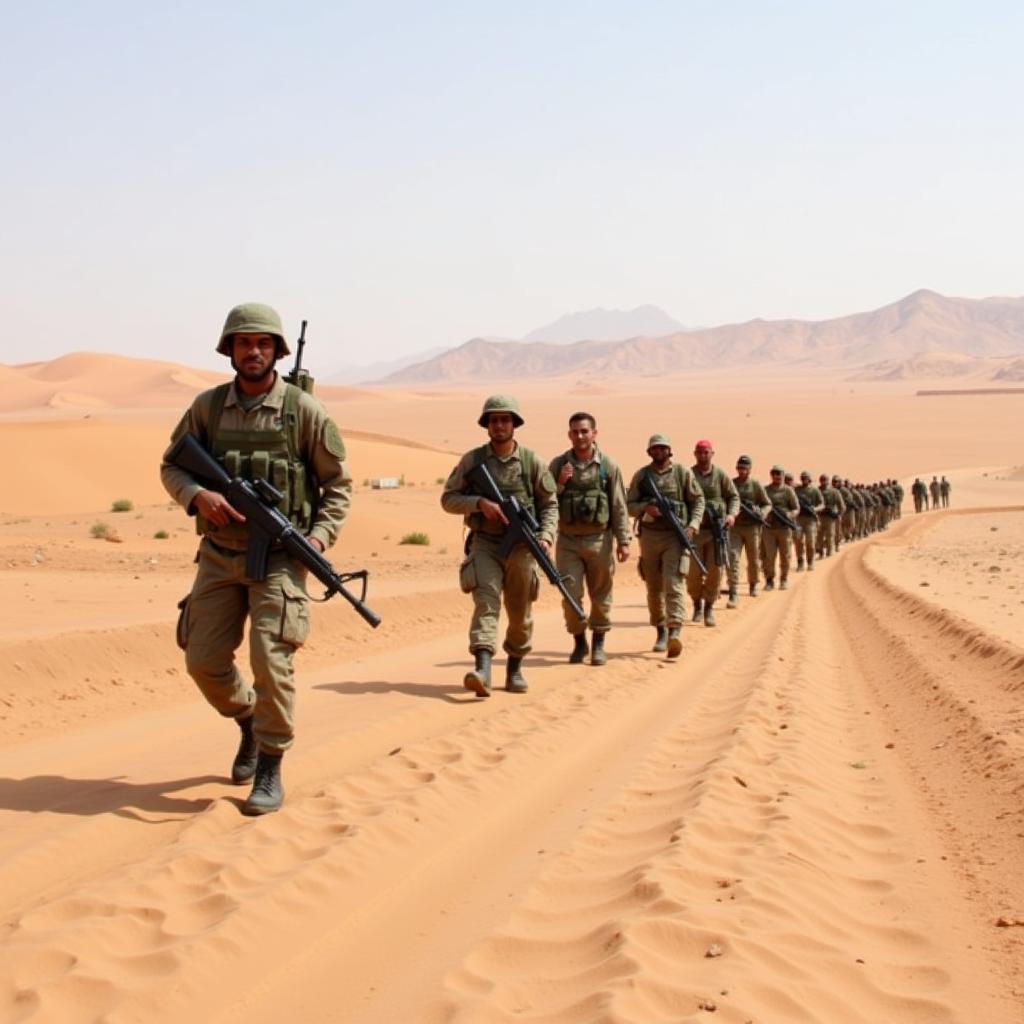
[797, 496, 819, 520]
[467, 462, 586, 622]
[168, 433, 381, 628]
[739, 499, 769, 528]
[638, 472, 707, 575]
[706, 504, 731, 570]
[283, 319, 314, 394]
[769, 505, 800, 532]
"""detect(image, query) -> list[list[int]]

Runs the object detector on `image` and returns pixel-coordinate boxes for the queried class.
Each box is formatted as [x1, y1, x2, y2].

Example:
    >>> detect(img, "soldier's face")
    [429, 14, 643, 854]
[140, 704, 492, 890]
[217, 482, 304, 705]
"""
[487, 412, 515, 444]
[771, 471, 782, 484]
[736, 464, 750, 482]
[694, 445, 713, 469]
[568, 420, 595, 454]
[231, 333, 277, 382]
[648, 445, 671, 466]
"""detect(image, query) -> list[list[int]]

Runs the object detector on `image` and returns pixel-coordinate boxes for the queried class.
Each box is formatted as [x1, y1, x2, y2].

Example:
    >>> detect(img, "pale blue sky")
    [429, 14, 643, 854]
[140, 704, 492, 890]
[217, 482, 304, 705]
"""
[2, 1, 1022, 370]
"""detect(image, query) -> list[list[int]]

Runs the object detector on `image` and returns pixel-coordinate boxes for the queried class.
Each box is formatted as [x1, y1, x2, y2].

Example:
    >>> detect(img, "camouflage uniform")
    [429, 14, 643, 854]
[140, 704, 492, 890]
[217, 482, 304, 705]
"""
[763, 474, 799, 587]
[816, 477, 845, 557]
[940, 476, 951, 508]
[793, 476, 824, 569]
[730, 471, 771, 593]
[549, 447, 630, 636]
[929, 477, 940, 510]
[688, 464, 740, 611]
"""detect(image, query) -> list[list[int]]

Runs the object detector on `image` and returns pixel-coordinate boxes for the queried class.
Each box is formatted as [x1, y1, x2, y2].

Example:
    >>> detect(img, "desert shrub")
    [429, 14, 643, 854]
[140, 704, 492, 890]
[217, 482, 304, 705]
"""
[153, 530, 169, 539]
[111, 499, 134, 512]
[399, 531, 430, 546]
[90, 521, 110, 539]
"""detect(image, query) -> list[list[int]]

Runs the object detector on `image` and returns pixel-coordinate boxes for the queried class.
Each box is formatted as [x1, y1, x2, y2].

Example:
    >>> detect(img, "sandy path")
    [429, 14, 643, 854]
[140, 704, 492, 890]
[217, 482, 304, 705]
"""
[2, 513, 1022, 1023]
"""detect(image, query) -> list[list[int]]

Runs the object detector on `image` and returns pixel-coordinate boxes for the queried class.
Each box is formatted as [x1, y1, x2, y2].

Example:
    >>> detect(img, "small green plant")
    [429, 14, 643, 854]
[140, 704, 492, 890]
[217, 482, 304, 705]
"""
[153, 530, 169, 539]
[435, 477, 445, 485]
[399, 531, 430, 546]
[91, 521, 110, 539]
[111, 499, 134, 512]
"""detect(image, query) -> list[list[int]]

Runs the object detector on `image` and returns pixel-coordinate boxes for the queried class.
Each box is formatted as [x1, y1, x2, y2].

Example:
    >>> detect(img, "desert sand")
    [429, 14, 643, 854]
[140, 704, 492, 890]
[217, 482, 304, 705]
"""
[1, 354, 1022, 1023]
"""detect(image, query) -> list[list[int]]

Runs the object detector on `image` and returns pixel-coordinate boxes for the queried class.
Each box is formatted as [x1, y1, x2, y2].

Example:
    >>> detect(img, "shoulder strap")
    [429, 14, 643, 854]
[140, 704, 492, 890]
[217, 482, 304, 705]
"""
[283, 383, 302, 460]
[202, 383, 232, 449]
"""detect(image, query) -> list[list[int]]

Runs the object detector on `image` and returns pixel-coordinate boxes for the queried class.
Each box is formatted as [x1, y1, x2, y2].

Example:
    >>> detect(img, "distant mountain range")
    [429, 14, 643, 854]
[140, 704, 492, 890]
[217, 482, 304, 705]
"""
[522, 305, 686, 344]
[379, 290, 1024, 384]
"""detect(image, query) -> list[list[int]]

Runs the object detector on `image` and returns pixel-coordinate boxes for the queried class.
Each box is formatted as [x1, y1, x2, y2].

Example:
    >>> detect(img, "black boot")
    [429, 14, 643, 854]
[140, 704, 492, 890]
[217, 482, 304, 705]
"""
[652, 625, 668, 652]
[505, 656, 528, 694]
[242, 751, 283, 816]
[464, 648, 492, 698]
[590, 631, 607, 666]
[691, 599, 703, 623]
[704, 604, 717, 627]
[666, 626, 682, 659]
[726, 587, 738, 609]
[764, 577, 775, 592]
[569, 631, 589, 664]
[231, 712, 258, 785]
[749, 582, 758, 597]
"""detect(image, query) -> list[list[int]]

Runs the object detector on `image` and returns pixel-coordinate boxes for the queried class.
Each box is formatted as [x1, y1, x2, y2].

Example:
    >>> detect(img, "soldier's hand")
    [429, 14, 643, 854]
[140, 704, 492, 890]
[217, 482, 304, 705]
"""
[724, 514, 736, 529]
[193, 489, 245, 527]
[557, 463, 574, 486]
[647, 502, 662, 519]
[616, 544, 630, 563]
[684, 526, 697, 541]
[477, 498, 509, 525]
[307, 535, 325, 553]
[538, 538, 552, 558]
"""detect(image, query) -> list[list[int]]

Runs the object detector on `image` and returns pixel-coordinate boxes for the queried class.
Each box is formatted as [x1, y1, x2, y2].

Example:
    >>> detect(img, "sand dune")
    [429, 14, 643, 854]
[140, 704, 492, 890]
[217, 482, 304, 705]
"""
[1, 357, 1022, 1023]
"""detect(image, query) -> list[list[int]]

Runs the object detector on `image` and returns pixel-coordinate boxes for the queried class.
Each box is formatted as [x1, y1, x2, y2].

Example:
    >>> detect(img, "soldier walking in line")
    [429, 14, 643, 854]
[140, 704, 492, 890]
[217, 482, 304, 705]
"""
[940, 475, 951, 508]
[441, 396, 557, 698]
[727, 454, 771, 607]
[626, 435, 705, 659]
[762, 465, 799, 590]
[912, 477, 926, 513]
[549, 412, 631, 667]
[687, 440, 739, 626]
[816, 472, 845, 558]
[929, 475, 941, 510]
[840, 477, 859, 540]
[794, 470, 824, 571]
[160, 303, 352, 815]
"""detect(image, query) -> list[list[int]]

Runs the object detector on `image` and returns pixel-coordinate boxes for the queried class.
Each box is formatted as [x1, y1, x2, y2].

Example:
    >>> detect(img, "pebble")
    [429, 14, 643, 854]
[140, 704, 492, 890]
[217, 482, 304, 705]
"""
[705, 943, 724, 958]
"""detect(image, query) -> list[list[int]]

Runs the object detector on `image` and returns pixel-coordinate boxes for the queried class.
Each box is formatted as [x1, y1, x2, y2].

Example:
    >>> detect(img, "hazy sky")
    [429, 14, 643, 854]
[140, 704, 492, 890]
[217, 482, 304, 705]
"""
[3, 1, 1022, 371]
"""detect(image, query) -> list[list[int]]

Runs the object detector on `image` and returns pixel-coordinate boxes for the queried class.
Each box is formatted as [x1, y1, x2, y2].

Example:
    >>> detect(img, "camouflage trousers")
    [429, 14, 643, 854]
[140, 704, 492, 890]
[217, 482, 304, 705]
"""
[687, 528, 723, 605]
[761, 526, 792, 581]
[795, 517, 817, 564]
[463, 534, 538, 657]
[843, 509, 858, 538]
[727, 524, 762, 588]
[638, 527, 688, 627]
[817, 515, 840, 556]
[180, 538, 310, 755]
[556, 530, 615, 635]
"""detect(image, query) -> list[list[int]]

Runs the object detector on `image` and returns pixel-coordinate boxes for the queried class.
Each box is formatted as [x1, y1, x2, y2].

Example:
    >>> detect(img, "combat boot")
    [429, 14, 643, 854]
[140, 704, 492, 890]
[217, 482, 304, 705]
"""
[652, 625, 668, 652]
[691, 599, 703, 623]
[764, 577, 775, 592]
[779, 576, 789, 590]
[242, 751, 283, 816]
[231, 712, 258, 785]
[590, 631, 607, 666]
[666, 626, 682, 659]
[749, 582, 758, 597]
[726, 587, 738, 609]
[569, 631, 589, 664]
[704, 604, 717, 627]
[464, 648, 492, 698]
[505, 657, 528, 694]
[807, 556, 815, 571]
[796, 559, 805, 572]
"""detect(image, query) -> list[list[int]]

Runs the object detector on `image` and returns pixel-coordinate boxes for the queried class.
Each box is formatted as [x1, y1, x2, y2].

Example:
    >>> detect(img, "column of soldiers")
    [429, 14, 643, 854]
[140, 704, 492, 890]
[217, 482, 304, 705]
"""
[912, 475, 951, 512]
[442, 395, 906, 699]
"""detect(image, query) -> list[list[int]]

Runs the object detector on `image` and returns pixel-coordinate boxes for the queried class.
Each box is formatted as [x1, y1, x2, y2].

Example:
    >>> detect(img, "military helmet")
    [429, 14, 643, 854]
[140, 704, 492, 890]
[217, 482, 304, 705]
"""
[736, 454, 752, 467]
[478, 394, 524, 428]
[217, 302, 290, 357]
[647, 433, 672, 451]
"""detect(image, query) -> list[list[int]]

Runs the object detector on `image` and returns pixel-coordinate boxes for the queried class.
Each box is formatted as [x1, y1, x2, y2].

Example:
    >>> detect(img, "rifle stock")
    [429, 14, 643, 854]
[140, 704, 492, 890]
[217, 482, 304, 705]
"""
[168, 433, 380, 627]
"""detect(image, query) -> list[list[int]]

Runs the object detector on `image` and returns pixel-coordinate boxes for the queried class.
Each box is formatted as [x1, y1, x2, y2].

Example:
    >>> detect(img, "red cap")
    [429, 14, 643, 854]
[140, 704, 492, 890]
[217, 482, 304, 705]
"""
[694, 439, 713, 450]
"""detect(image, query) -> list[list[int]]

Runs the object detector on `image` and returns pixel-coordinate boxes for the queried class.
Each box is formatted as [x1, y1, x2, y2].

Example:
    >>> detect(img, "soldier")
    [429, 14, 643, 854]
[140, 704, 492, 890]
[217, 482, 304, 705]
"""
[726, 454, 769, 607]
[794, 471, 824, 571]
[549, 412, 631, 666]
[816, 473, 845, 558]
[929, 476, 941, 510]
[687, 440, 740, 626]
[891, 478, 905, 518]
[762, 465, 799, 590]
[912, 477, 927, 513]
[441, 396, 557, 697]
[940, 475, 951, 508]
[626, 434, 705, 658]
[160, 303, 352, 815]
[840, 477, 859, 540]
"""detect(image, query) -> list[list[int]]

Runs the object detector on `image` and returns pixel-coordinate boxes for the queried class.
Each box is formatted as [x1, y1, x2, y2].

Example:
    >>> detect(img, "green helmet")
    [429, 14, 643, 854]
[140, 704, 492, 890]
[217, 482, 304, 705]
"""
[217, 302, 290, 357]
[478, 394, 524, 428]
[647, 433, 672, 451]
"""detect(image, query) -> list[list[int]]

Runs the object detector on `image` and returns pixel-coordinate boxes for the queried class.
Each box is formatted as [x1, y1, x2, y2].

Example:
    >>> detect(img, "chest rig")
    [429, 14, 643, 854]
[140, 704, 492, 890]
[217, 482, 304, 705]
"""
[465, 444, 536, 536]
[553, 453, 610, 528]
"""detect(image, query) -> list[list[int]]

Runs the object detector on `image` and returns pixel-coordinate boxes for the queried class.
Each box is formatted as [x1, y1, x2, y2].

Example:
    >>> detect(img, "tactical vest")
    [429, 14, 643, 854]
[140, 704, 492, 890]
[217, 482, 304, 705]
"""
[465, 443, 536, 536]
[644, 464, 692, 525]
[195, 382, 317, 543]
[552, 452, 610, 528]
